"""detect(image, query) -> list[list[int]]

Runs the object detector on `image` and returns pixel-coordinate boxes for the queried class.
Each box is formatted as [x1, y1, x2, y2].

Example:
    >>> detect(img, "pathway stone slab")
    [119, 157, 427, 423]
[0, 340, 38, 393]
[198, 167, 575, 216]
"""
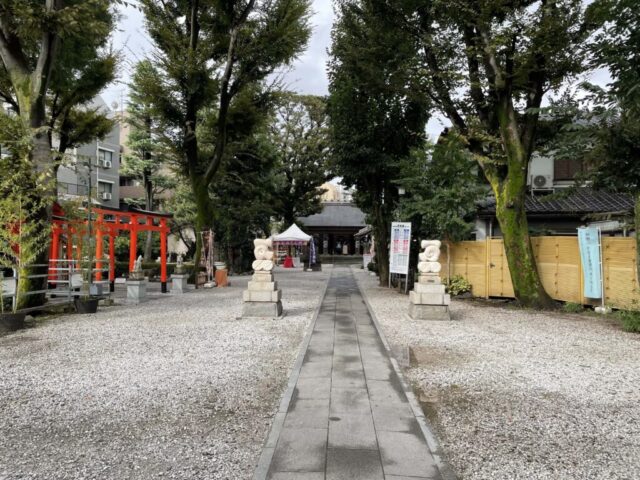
[259, 268, 447, 480]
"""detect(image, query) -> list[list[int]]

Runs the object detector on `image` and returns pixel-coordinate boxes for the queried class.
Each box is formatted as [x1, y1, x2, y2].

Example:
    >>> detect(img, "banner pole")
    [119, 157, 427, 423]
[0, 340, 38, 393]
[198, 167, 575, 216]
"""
[598, 227, 605, 310]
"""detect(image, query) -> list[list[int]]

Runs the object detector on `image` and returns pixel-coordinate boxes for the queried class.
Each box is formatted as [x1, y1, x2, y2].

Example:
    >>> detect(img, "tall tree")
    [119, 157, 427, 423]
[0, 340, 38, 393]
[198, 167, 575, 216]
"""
[383, 0, 594, 308]
[588, 0, 640, 279]
[0, 1, 118, 306]
[328, 0, 430, 286]
[269, 93, 331, 225]
[121, 60, 175, 261]
[139, 0, 311, 266]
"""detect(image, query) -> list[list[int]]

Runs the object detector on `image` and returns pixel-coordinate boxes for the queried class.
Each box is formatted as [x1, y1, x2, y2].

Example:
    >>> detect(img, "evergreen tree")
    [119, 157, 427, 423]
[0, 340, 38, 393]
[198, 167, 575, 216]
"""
[328, 0, 430, 286]
[270, 93, 331, 225]
[0, 1, 119, 307]
[138, 0, 311, 266]
[121, 60, 175, 261]
[381, 0, 595, 307]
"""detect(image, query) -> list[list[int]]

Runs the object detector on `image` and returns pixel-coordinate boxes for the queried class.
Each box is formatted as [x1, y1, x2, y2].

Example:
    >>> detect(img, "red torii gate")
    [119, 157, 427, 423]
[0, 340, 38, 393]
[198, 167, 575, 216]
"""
[50, 203, 172, 293]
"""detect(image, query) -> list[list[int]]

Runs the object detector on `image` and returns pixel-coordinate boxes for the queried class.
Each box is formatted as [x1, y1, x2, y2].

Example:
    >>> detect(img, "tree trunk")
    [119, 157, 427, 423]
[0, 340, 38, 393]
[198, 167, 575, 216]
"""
[17, 135, 54, 310]
[143, 176, 154, 262]
[493, 179, 554, 309]
[191, 176, 214, 270]
[371, 201, 390, 287]
[635, 192, 640, 288]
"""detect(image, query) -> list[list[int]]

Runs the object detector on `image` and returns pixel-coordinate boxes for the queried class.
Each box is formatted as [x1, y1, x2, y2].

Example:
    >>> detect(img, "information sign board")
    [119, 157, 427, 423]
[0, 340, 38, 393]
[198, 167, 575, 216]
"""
[389, 222, 412, 275]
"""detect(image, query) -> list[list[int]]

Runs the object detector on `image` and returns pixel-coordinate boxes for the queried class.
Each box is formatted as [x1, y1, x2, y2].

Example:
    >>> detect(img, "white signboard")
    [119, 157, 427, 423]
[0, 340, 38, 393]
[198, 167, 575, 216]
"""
[389, 222, 412, 275]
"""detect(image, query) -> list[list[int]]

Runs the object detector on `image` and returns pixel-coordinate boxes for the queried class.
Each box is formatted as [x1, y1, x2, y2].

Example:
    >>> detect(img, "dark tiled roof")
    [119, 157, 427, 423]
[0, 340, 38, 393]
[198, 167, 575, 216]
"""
[478, 189, 634, 216]
[298, 202, 367, 228]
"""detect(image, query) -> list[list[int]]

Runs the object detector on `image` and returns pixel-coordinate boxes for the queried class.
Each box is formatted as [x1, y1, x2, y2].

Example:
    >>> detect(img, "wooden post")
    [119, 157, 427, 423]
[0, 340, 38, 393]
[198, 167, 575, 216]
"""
[49, 227, 60, 283]
[95, 214, 103, 281]
[160, 218, 168, 293]
[485, 236, 490, 299]
[109, 233, 116, 292]
[129, 215, 138, 272]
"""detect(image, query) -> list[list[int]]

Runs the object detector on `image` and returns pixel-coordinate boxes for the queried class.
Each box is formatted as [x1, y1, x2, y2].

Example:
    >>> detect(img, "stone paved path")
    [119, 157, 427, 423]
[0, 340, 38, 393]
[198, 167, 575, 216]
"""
[258, 268, 445, 480]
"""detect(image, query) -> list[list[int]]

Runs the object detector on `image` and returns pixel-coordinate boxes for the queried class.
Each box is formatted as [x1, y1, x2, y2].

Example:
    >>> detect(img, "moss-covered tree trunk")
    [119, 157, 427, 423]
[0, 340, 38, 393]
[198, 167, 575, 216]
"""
[484, 100, 555, 309]
[14, 77, 56, 310]
[191, 175, 215, 272]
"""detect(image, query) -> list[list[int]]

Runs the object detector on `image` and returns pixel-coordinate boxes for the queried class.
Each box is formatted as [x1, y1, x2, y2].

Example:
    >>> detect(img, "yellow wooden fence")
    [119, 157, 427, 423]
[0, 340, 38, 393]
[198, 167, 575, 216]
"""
[441, 236, 639, 310]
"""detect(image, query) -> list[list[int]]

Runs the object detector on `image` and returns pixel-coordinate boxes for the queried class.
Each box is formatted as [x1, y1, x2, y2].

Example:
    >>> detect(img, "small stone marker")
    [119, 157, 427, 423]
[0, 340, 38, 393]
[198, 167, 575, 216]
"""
[171, 254, 188, 294]
[242, 238, 283, 318]
[127, 255, 148, 303]
[409, 240, 450, 320]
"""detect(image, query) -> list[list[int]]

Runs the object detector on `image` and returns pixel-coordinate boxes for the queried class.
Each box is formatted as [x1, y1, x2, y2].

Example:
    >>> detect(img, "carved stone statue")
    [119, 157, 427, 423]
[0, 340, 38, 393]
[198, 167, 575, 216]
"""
[409, 240, 450, 320]
[175, 254, 186, 274]
[252, 238, 274, 272]
[130, 255, 145, 280]
[242, 237, 282, 319]
[417, 240, 442, 273]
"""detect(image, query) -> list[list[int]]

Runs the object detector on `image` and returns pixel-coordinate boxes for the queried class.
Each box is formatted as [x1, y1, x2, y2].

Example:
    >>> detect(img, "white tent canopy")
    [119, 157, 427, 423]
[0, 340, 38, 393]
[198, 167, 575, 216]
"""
[272, 223, 311, 244]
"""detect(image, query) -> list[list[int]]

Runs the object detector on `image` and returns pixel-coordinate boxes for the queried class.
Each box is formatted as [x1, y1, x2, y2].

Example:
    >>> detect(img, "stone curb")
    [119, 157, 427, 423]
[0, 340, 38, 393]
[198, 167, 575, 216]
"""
[252, 266, 333, 480]
[352, 266, 458, 480]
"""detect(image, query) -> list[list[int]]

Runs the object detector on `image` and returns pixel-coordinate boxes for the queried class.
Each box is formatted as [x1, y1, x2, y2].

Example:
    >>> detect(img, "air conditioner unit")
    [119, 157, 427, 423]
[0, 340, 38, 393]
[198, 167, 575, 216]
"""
[531, 174, 553, 190]
[103, 160, 112, 168]
[101, 192, 112, 201]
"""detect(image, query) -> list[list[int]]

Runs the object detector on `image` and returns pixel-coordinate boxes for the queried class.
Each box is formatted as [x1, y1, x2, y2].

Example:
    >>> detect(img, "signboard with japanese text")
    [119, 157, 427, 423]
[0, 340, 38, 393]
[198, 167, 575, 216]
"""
[389, 222, 412, 275]
[577, 227, 602, 299]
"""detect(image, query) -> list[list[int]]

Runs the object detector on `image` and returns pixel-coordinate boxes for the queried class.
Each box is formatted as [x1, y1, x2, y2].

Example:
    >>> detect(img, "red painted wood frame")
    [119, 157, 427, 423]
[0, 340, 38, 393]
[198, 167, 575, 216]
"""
[50, 204, 172, 293]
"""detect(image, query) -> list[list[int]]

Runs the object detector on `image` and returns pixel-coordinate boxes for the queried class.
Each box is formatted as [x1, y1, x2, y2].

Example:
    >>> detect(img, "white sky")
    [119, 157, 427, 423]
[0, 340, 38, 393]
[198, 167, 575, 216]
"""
[104, 2, 611, 142]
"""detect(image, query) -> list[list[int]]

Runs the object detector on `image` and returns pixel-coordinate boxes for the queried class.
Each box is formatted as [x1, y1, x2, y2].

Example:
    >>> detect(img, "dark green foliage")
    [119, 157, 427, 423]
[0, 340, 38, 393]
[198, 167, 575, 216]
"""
[378, 0, 595, 308]
[587, 0, 640, 113]
[444, 275, 472, 297]
[562, 302, 584, 314]
[211, 133, 279, 273]
[270, 93, 331, 225]
[397, 137, 486, 243]
[618, 310, 640, 333]
[138, 0, 312, 265]
[328, 0, 430, 287]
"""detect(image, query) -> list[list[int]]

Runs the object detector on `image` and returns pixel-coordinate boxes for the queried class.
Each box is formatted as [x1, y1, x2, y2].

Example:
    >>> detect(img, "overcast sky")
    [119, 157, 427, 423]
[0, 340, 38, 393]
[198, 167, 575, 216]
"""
[104, 2, 610, 142]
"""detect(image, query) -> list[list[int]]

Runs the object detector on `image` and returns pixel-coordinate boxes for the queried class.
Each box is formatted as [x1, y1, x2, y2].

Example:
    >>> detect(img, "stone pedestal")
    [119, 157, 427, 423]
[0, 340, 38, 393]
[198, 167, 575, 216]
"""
[127, 279, 148, 304]
[171, 274, 189, 294]
[409, 240, 450, 320]
[409, 274, 450, 320]
[242, 271, 283, 318]
[89, 283, 104, 296]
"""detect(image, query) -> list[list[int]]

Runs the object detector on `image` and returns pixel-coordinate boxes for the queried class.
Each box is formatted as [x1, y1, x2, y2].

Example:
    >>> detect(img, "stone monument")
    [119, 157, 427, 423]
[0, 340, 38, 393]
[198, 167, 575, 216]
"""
[127, 255, 148, 303]
[171, 254, 189, 294]
[242, 238, 283, 318]
[409, 240, 450, 320]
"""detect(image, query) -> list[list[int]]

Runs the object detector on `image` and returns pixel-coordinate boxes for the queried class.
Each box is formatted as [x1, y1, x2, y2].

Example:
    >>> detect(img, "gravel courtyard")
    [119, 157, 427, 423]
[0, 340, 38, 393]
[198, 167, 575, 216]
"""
[0, 268, 329, 480]
[355, 268, 640, 480]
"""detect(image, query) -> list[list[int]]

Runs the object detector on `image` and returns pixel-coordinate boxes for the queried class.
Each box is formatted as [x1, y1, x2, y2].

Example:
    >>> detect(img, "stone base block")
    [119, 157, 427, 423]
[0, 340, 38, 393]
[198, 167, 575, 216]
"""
[242, 300, 283, 319]
[410, 291, 450, 306]
[127, 279, 148, 304]
[252, 272, 274, 283]
[418, 274, 442, 285]
[247, 280, 278, 291]
[409, 303, 450, 320]
[171, 274, 189, 294]
[243, 289, 282, 302]
[414, 283, 446, 294]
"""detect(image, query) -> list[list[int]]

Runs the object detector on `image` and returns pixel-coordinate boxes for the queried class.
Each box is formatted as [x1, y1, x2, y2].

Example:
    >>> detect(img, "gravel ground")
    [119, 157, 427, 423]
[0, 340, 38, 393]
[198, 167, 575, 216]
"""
[355, 269, 640, 480]
[0, 267, 329, 480]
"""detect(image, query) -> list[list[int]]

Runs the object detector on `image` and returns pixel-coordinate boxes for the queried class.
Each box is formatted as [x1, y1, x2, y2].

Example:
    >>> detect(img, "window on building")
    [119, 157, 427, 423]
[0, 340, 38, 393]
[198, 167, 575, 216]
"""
[98, 182, 113, 194]
[554, 158, 584, 181]
[98, 149, 113, 168]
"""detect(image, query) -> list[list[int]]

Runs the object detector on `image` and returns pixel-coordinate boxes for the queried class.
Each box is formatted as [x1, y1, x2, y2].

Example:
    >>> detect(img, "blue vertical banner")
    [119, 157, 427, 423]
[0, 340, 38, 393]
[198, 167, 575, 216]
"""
[577, 227, 602, 299]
